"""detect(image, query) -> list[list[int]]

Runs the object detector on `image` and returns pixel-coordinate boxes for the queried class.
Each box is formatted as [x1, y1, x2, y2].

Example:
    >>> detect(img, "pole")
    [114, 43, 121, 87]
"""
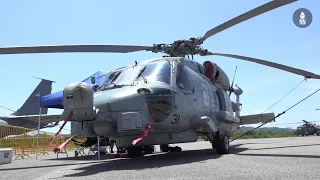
[97, 136, 100, 160]
[35, 107, 42, 160]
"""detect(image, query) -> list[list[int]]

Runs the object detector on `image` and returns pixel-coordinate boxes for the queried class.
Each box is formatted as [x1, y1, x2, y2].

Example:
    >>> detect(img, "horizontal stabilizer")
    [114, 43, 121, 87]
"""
[240, 112, 275, 125]
[2, 114, 62, 124]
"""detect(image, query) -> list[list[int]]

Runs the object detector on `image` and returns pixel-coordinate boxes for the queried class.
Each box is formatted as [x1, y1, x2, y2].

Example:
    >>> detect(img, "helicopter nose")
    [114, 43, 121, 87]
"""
[98, 86, 174, 123]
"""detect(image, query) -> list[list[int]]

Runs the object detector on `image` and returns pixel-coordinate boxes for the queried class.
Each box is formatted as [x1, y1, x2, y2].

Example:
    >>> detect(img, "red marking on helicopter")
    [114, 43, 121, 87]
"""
[203, 61, 214, 77]
[132, 123, 153, 145]
[47, 111, 73, 147]
[53, 136, 74, 153]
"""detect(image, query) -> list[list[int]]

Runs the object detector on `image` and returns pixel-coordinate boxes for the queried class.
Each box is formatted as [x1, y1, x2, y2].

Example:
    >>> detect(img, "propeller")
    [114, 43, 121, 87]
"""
[0, 0, 296, 55]
[204, 52, 320, 79]
[0, 0, 317, 80]
[198, 0, 297, 44]
[0, 45, 154, 55]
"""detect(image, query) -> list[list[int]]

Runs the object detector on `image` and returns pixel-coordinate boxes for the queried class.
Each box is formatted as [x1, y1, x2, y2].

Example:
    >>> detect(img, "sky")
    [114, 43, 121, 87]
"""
[0, 0, 319, 134]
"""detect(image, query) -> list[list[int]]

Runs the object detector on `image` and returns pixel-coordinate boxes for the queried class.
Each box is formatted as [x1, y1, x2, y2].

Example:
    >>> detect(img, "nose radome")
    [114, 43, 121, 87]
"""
[62, 82, 96, 121]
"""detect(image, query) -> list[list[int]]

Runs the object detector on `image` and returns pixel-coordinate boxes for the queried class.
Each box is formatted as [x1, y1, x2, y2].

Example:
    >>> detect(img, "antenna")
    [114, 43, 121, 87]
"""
[0, 105, 30, 117]
[229, 66, 238, 97]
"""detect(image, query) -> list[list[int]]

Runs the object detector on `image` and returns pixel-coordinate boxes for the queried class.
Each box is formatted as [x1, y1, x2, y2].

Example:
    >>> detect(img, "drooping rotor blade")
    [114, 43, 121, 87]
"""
[210, 53, 320, 79]
[199, 0, 296, 43]
[0, 44, 154, 55]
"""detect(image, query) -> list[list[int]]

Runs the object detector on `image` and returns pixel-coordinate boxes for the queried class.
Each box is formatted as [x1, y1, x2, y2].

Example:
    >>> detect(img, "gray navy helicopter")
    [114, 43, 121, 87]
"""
[1, 0, 320, 157]
[294, 120, 320, 136]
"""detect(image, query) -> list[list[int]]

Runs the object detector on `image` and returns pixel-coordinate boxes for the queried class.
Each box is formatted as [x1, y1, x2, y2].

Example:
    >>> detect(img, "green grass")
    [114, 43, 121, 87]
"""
[232, 130, 297, 139]
[198, 129, 297, 141]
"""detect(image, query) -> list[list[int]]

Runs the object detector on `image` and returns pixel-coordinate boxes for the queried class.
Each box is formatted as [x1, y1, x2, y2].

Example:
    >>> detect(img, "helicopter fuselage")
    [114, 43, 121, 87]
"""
[294, 124, 320, 136]
[64, 57, 241, 148]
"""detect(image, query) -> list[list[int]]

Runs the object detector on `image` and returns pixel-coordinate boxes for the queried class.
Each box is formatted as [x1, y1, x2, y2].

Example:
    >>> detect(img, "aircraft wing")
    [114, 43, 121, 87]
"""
[239, 113, 275, 125]
[2, 114, 62, 124]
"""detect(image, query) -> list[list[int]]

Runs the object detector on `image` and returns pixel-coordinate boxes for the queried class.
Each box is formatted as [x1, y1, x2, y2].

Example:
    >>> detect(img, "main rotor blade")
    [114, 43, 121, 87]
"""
[211, 53, 320, 79]
[199, 0, 296, 43]
[0, 44, 154, 55]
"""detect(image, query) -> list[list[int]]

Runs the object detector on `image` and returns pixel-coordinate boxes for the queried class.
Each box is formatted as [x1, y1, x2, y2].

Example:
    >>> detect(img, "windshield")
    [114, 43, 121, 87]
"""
[135, 61, 172, 85]
[101, 61, 172, 88]
[101, 69, 123, 87]
[113, 66, 144, 85]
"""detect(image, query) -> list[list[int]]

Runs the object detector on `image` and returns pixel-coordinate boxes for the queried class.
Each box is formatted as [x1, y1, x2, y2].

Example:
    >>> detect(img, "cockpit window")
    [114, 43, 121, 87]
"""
[113, 66, 143, 85]
[101, 70, 123, 87]
[135, 61, 171, 85]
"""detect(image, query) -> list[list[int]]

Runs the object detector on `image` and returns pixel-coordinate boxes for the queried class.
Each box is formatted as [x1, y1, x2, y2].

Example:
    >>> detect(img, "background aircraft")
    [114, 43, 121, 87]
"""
[0, 78, 54, 129]
[294, 120, 320, 136]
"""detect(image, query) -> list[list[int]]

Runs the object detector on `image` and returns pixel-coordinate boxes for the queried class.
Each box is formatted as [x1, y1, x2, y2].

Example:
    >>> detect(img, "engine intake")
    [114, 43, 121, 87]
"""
[203, 61, 230, 90]
[62, 82, 95, 121]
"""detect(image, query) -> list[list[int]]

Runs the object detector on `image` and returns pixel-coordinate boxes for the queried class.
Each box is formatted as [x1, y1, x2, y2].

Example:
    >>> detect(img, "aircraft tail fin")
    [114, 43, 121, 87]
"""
[10, 79, 54, 116]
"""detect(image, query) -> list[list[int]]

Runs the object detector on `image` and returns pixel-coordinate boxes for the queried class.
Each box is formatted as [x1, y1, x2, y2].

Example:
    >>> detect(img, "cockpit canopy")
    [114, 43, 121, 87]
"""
[100, 60, 172, 89]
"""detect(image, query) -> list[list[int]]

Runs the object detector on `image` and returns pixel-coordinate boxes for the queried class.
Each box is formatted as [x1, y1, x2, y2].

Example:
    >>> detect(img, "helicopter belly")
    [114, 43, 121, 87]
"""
[115, 129, 198, 148]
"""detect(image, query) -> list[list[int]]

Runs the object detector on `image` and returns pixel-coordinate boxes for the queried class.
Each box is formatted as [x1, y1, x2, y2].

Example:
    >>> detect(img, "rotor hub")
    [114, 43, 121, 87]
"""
[150, 37, 212, 57]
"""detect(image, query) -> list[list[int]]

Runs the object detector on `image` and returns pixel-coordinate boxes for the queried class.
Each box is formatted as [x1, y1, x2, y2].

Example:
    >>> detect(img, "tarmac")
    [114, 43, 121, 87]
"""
[1, 136, 320, 180]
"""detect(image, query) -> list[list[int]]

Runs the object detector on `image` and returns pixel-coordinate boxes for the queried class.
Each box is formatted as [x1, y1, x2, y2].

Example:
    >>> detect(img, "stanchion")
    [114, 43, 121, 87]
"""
[36, 107, 42, 160]
[97, 136, 100, 160]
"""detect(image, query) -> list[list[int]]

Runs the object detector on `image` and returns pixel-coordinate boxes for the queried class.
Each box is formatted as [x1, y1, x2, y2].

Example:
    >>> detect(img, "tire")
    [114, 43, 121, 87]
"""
[215, 131, 229, 154]
[160, 144, 169, 152]
[143, 145, 155, 154]
[126, 147, 144, 157]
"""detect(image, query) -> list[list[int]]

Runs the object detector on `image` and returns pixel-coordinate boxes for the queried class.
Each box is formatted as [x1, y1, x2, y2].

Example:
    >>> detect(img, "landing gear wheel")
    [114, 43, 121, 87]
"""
[214, 131, 229, 154]
[169, 146, 182, 152]
[117, 148, 126, 154]
[143, 145, 155, 154]
[160, 144, 169, 152]
[160, 144, 182, 152]
[126, 147, 144, 157]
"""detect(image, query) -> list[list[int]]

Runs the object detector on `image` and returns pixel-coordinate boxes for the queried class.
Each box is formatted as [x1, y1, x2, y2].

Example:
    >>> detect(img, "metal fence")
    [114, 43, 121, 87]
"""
[0, 124, 79, 159]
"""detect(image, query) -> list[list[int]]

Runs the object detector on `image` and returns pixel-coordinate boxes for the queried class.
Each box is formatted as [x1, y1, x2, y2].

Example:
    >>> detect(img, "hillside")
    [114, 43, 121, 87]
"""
[232, 126, 296, 139]
[239, 126, 294, 132]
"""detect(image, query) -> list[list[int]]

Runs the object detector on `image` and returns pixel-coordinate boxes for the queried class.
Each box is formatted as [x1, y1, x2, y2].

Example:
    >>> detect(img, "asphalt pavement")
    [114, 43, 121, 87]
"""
[1, 136, 320, 180]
